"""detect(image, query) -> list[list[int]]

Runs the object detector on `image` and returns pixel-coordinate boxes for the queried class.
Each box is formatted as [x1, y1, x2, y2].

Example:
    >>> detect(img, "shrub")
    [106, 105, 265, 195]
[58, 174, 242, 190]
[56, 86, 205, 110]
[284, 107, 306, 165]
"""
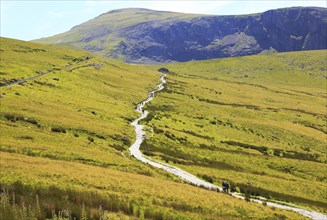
[121, 137, 130, 146]
[232, 187, 241, 193]
[19, 135, 34, 140]
[245, 195, 251, 202]
[51, 127, 66, 133]
[88, 137, 94, 142]
[267, 148, 274, 156]
[158, 67, 169, 73]
[96, 134, 105, 139]
[110, 144, 126, 151]
[4, 114, 39, 126]
[24, 118, 38, 125]
[202, 174, 213, 183]
[4, 114, 16, 122]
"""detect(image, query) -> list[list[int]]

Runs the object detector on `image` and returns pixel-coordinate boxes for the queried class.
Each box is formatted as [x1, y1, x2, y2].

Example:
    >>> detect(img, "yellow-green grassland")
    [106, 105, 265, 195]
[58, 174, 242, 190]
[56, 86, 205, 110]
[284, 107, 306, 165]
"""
[0, 37, 324, 219]
[142, 50, 327, 214]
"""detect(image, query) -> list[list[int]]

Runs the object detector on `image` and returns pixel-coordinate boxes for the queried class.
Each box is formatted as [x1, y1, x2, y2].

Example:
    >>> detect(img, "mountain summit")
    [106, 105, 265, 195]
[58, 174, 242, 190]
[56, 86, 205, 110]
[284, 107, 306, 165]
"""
[35, 7, 327, 63]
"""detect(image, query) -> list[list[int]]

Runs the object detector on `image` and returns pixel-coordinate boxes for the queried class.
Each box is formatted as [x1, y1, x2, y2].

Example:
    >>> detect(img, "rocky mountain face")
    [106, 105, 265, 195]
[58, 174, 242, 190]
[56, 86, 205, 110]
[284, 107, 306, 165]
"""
[35, 7, 327, 63]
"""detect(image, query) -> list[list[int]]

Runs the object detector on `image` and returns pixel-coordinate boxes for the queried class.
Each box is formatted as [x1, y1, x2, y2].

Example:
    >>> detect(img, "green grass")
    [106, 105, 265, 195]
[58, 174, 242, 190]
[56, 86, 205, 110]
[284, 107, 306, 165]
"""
[33, 9, 200, 45]
[33, 8, 204, 63]
[0, 37, 162, 176]
[1, 152, 307, 220]
[0, 37, 306, 219]
[0, 37, 92, 84]
[142, 50, 327, 213]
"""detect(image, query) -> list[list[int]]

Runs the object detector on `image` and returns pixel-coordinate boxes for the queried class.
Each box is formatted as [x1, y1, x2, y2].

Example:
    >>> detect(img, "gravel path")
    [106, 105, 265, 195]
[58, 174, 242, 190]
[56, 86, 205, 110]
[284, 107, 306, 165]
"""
[129, 73, 327, 220]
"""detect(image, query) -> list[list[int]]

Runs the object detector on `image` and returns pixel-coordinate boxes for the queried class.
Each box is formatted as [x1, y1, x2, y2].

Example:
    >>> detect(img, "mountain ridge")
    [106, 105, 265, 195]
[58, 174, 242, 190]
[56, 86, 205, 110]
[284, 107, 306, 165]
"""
[34, 7, 327, 63]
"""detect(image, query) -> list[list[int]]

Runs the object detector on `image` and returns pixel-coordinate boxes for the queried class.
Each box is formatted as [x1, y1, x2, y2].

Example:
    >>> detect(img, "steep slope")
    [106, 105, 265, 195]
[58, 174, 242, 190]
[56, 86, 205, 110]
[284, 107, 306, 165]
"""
[34, 7, 327, 63]
[0, 37, 306, 219]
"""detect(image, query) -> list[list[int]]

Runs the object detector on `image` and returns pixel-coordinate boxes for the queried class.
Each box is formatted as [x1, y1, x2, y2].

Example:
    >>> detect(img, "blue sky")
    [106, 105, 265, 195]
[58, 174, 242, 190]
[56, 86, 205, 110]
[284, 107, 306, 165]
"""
[1, 0, 326, 41]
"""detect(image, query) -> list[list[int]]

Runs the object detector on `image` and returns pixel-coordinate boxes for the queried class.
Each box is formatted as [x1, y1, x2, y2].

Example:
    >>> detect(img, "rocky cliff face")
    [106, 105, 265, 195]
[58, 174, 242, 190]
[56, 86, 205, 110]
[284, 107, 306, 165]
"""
[35, 7, 327, 63]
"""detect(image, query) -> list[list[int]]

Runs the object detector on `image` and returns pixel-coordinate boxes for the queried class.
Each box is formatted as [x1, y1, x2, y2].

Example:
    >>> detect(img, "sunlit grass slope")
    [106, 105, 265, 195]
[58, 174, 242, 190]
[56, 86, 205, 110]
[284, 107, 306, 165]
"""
[142, 50, 327, 213]
[0, 37, 304, 219]
[1, 152, 305, 220]
[0, 37, 89, 83]
[0, 37, 161, 176]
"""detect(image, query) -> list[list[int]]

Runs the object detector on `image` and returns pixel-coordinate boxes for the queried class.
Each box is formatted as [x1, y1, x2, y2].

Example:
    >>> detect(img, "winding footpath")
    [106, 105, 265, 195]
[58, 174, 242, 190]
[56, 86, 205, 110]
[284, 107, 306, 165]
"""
[129, 73, 327, 220]
[0, 57, 92, 88]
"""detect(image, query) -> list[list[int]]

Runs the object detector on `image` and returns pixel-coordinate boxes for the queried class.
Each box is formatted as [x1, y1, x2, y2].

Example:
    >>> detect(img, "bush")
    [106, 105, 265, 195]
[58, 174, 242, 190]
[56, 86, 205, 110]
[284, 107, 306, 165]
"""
[202, 174, 213, 183]
[232, 187, 241, 193]
[121, 137, 130, 146]
[4, 114, 38, 126]
[110, 144, 126, 151]
[51, 127, 66, 133]
[19, 135, 34, 140]
[24, 118, 38, 125]
[158, 67, 169, 73]
[88, 137, 94, 142]
[245, 193, 251, 202]
[4, 114, 16, 122]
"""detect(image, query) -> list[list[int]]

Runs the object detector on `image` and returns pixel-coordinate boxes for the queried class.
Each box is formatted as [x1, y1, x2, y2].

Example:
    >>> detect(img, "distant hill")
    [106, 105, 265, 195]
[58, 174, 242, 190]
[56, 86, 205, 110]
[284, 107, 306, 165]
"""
[34, 7, 327, 63]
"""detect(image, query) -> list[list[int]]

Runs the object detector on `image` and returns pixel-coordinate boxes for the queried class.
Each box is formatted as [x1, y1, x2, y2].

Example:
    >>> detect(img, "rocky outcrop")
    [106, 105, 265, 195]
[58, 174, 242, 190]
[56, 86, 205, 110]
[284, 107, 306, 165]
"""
[35, 7, 327, 63]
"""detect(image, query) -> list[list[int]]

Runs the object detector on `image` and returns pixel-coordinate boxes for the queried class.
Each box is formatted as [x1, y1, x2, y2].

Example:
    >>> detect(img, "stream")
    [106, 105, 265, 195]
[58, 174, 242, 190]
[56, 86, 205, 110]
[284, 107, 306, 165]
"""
[129, 73, 327, 220]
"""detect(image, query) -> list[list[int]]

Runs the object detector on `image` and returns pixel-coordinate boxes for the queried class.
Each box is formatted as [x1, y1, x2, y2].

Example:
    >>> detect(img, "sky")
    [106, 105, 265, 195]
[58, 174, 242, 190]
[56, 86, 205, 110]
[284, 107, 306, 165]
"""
[1, 0, 326, 41]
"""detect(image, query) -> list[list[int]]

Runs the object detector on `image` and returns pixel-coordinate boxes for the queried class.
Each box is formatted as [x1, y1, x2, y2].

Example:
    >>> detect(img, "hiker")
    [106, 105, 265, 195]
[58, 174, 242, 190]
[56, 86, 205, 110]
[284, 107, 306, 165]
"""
[225, 181, 229, 193]
[222, 181, 229, 193]
[222, 181, 226, 192]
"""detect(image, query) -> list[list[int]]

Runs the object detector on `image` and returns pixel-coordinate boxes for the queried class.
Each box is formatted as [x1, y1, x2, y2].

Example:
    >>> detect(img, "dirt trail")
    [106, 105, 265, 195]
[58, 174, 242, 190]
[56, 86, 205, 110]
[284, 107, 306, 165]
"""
[129, 73, 327, 220]
[0, 57, 92, 87]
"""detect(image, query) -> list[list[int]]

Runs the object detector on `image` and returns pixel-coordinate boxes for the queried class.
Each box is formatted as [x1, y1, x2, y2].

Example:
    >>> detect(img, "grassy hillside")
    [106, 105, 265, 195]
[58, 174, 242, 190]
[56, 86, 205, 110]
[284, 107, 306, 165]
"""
[142, 50, 327, 213]
[0, 37, 304, 219]
[33, 8, 201, 62]
[0, 37, 161, 175]
[33, 7, 327, 64]
[34, 8, 198, 44]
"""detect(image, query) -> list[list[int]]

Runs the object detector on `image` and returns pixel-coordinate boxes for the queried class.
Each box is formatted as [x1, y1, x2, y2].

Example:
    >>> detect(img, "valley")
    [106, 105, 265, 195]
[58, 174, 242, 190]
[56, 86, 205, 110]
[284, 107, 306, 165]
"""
[0, 5, 326, 220]
[1, 37, 316, 219]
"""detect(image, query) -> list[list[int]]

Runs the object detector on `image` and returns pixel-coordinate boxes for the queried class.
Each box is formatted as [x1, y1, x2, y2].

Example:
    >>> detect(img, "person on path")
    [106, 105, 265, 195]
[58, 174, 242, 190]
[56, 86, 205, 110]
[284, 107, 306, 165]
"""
[222, 181, 226, 192]
[222, 181, 229, 193]
[225, 181, 229, 193]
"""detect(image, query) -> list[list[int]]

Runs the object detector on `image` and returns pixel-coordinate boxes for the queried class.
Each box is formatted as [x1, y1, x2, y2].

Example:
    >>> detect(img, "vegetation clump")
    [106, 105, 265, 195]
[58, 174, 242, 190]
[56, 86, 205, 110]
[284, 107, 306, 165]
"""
[158, 67, 169, 73]
[3, 114, 38, 126]
[51, 127, 66, 133]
